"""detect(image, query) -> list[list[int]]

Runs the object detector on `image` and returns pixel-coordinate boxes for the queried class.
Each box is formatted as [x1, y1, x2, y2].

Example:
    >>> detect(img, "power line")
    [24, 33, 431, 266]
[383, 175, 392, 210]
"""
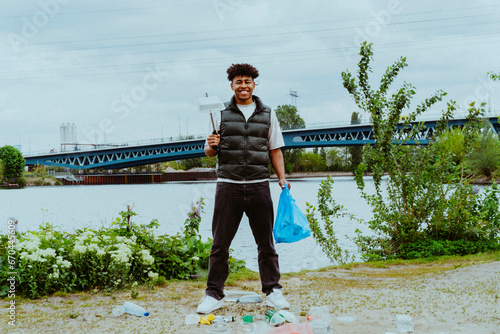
[3, 11, 498, 57]
[2, 33, 499, 81]
[0, 1, 213, 20]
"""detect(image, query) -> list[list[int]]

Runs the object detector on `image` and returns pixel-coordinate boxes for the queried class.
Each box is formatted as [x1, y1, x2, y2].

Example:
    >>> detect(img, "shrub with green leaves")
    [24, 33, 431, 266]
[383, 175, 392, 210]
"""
[320, 42, 500, 261]
[0, 199, 245, 298]
[465, 121, 500, 179]
[306, 176, 355, 265]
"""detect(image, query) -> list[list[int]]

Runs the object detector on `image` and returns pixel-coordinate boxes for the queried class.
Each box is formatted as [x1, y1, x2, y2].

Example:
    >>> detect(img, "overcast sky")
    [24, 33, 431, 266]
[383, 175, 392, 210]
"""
[1, 0, 499, 153]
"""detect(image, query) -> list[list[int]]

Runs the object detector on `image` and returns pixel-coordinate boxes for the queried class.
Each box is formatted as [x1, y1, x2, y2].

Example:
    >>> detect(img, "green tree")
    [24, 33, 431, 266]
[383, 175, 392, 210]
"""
[0, 159, 3, 180]
[433, 127, 465, 170]
[275, 104, 305, 130]
[201, 156, 217, 168]
[275, 104, 306, 173]
[339, 42, 499, 260]
[179, 158, 203, 170]
[325, 148, 344, 171]
[465, 120, 500, 178]
[0, 145, 25, 183]
[297, 152, 326, 172]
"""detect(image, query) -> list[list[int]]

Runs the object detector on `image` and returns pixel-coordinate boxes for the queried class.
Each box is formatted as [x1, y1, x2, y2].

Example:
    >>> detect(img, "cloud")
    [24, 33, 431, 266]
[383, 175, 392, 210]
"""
[1, 0, 499, 153]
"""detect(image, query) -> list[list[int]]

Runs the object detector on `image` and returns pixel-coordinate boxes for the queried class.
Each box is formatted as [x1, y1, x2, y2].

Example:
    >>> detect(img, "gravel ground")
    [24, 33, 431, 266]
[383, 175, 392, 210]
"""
[1, 260, 499, 333]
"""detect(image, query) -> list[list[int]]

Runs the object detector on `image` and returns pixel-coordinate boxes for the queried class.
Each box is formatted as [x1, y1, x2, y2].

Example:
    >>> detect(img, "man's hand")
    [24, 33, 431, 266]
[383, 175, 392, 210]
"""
[207, 133, 220, 147]
[278, 179, 291, 190]
[204, 134, 220, 157]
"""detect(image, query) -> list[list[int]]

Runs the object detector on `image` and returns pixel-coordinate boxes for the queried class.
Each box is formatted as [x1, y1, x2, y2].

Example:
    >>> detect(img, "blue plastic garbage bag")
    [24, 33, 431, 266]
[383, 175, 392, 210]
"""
[273, 185, 311, 243]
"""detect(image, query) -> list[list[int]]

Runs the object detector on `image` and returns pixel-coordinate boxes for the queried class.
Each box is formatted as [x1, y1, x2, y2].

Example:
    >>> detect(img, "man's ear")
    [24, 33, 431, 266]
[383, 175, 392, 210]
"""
[230, 82, 234, 91]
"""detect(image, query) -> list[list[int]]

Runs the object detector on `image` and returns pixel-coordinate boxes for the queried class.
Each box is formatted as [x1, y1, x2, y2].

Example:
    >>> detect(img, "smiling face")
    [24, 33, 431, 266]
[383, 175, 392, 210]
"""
[230, 75, 255, 105]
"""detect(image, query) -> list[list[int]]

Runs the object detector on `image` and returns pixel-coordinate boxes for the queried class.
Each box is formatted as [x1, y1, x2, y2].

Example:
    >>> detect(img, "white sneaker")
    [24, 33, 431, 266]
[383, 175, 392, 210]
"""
[197, 295, 224, 314]
[266, 288, 290, 309]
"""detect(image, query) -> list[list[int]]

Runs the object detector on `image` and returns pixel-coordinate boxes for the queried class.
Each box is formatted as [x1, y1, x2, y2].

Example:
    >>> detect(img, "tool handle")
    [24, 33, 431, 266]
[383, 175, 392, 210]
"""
[212, 130, 219, 151]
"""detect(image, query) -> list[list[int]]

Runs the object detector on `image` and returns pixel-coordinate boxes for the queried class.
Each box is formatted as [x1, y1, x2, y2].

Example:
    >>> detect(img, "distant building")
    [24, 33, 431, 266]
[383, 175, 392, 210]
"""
[60, 123, 77, 152]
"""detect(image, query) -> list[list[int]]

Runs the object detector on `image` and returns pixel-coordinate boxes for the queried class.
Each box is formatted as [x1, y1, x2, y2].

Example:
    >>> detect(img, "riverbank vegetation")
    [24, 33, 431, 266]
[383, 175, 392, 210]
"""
[0, 200, 245, 299]
[306, 42, 500, 265]
[0, 145, 25, 187]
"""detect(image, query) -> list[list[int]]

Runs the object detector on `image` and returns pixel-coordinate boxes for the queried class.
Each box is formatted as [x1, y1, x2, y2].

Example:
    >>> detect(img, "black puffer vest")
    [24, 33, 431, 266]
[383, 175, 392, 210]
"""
[217, 95, 271, 181]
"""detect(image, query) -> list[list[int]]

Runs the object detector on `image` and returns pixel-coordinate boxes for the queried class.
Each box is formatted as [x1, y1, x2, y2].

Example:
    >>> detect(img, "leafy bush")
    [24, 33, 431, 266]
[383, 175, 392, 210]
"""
[0, 199, 245, 298]
[465, 121, 500, 178]
[0, 145, 25, 183]
[306, 176, 355, 265]
[323, 42, 500, 261]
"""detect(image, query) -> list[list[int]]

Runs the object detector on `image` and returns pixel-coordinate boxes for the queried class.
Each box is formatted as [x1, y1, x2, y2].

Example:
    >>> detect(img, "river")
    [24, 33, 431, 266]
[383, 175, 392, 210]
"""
[1, 177, 375, 273]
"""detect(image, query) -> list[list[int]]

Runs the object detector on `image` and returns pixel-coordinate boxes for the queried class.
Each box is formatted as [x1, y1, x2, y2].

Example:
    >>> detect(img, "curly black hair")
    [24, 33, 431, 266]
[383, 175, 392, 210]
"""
[226, 63, 259, 81]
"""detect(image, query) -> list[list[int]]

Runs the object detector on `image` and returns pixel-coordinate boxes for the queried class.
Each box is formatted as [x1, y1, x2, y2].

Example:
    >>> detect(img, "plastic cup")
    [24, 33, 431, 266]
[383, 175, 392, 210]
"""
[396, 314, 414, 332]
[240, 322, 254, 333]
[242, 315, 253, 323]
[112, 306, 125, 316]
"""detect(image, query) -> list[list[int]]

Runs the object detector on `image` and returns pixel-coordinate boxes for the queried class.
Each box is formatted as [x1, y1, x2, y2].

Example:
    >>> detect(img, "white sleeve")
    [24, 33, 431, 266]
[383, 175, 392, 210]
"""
[268, 109, 285, 150]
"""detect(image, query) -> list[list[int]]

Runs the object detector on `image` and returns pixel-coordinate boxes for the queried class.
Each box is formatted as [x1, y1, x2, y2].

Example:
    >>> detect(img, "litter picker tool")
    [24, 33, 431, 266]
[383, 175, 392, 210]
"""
[195, 95, 225, 151]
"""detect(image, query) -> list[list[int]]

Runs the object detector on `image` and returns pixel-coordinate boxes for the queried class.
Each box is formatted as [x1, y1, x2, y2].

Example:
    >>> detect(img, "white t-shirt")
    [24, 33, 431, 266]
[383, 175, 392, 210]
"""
[204, 102, 285, 183]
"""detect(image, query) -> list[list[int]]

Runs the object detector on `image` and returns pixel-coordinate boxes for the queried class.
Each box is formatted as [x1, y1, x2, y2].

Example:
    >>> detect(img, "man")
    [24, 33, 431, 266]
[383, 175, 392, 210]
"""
[197, 63, 291, 314]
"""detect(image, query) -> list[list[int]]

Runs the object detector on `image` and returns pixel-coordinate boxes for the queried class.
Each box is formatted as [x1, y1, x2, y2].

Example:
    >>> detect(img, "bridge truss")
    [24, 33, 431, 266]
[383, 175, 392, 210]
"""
[25, 117, 500, 169]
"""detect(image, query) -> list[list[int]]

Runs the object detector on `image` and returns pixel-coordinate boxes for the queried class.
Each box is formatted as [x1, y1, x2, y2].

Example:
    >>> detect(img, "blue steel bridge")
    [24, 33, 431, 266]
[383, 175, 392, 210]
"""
[24, 117, 500, 170]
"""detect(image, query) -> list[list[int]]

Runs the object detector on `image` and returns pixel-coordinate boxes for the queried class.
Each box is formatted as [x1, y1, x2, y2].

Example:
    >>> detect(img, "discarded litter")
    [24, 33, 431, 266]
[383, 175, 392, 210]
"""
[185, 314, 200, 325]
[201, 314, 215, 325]
[224, 290, 262, 303]
[112, 301, 149, 317]
[307, 306, 332, 334]
[236, 294, 263, 304]
[240, 322, 254, 333]
[212, 315, 235, 323]
[335, 315, 356, 323]
[242, 314, 254, 323]
[265, 309, 286, 326]
[265, 322, 313, 334]
[206, 322, 232, 333]
[396, 314, 414, 333]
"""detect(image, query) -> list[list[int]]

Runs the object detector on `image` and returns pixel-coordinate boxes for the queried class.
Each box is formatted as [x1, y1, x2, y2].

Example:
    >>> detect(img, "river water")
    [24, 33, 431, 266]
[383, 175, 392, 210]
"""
[1, 177, 375, 273]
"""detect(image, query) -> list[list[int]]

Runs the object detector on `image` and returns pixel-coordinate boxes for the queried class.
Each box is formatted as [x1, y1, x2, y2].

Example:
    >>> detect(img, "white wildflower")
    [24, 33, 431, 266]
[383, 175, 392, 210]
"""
[73, 245, 87, 254]
[96, 249, 106, 257]
[39, 248, 56, 258]
[148, 271, 159, 281]
[110, 243, 132, 264]
[140, 249, 154, 265]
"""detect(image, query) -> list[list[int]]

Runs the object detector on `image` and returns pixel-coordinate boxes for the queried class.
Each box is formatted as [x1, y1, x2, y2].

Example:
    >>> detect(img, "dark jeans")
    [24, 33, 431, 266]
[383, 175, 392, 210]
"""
[206, 181, 282, 300]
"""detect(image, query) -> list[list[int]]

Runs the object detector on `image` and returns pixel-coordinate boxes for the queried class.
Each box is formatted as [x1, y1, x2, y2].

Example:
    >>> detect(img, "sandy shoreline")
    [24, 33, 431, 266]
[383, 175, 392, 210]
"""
[1, 258, 499, 333]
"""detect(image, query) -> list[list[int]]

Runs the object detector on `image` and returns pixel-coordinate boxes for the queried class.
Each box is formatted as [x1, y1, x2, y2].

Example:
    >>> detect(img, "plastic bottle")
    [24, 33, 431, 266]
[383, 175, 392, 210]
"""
[308, 320, 332, 334]
[265, 309, 286, 326]
[307, 306, 332, 333]
[112, 301, 149, 317]
[212, 315, 235, 323]
[236, 294, 262, 303]
[206, 322, 232, 333]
